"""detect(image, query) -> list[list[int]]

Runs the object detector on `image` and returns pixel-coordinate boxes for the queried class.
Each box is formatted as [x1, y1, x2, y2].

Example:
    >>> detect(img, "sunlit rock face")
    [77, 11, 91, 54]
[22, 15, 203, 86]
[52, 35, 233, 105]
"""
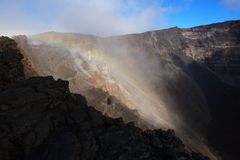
[181, 20, 240, 86]
[15, 34, 154, 130]
[14, 20, 240, 160]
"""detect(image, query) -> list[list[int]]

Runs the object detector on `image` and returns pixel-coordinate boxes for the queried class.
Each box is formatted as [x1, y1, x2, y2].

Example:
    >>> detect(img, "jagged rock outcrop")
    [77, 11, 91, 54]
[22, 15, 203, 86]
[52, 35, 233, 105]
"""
[0, 37, 211, 160]
[0, 76, 210, 160]
[0, 36, 25, 87]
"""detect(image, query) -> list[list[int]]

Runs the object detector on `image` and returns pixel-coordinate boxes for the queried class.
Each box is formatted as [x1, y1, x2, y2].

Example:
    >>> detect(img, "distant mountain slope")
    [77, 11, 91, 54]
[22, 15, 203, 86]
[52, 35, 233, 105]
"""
[0, 36, 211, 160]
[14, 20, 240, 160]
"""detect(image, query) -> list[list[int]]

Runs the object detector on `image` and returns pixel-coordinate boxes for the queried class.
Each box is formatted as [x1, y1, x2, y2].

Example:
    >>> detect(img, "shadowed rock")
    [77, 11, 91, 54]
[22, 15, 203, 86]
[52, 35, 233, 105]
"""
[0, 36, 25, 87]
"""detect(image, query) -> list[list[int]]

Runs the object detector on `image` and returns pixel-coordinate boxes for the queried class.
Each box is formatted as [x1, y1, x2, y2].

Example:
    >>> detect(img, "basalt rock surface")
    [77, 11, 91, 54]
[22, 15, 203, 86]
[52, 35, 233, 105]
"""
[0, 37, 25, 87]
[0, 76, 210, 160]
[0, 37, 211, 160]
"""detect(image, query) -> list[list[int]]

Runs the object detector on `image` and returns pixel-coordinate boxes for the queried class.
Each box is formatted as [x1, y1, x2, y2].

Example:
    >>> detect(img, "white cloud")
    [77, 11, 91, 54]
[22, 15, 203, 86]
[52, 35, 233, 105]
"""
[223, 0, 240, 10]
[0, 0, 183, 36]
[53, 0, 168, 36]
[0, 0, 49, 36]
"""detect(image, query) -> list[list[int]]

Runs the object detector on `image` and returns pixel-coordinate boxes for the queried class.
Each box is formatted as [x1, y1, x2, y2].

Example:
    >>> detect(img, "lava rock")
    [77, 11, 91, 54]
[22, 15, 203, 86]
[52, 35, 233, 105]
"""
[0, 36, 25, 87]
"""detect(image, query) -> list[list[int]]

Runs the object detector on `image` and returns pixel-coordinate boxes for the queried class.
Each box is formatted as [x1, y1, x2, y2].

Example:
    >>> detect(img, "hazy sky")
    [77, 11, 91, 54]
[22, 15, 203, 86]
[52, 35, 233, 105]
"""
[0, 0, 239, 36]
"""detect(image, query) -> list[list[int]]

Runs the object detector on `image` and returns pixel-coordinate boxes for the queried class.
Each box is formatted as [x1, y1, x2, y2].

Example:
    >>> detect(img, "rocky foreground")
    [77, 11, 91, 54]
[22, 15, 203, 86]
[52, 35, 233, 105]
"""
[0, 38, 211, 160]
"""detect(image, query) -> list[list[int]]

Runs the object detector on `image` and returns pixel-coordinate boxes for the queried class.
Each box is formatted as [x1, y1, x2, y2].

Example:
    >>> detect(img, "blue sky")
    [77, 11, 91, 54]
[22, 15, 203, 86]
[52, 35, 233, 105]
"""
[0, 0, 239, 36]
[166, 0, 240, 28]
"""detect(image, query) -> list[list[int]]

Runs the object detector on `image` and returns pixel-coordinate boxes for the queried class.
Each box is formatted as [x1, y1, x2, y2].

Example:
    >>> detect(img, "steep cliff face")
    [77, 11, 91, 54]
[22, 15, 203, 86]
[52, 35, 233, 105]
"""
[14, 20, 240, 160]
[181, 20, 240, 86]
[0, 36, 210, 160]
[180, 21, 240, 160]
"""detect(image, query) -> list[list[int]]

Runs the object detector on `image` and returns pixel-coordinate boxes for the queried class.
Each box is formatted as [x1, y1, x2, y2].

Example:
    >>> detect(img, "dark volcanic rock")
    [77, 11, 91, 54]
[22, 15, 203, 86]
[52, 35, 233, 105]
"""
[0, 36, 25, 87]
[0, 76, 210, 160]
[0, 38, 210, 160]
